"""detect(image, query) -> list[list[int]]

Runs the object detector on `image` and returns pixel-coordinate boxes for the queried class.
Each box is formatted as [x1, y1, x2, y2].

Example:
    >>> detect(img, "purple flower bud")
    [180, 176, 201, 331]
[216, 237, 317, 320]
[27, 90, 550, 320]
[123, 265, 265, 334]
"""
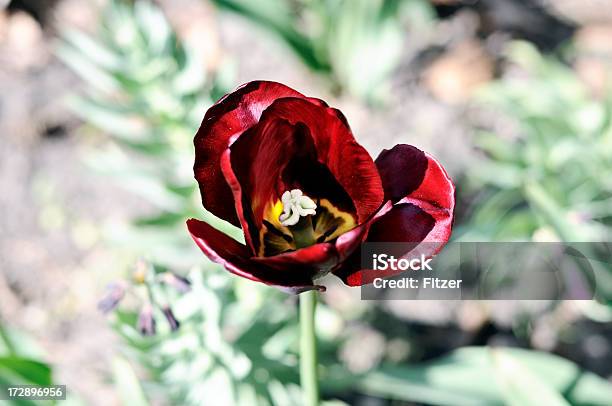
[137, 303, 156, 336]
[97, 282, 126, 314]
[161, 272, 191, 293]
[161, 306, 180, 332]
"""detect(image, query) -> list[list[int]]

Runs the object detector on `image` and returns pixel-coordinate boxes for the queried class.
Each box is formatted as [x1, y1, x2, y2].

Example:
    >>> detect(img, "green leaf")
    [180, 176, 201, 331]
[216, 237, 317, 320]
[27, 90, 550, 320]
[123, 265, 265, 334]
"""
[211, 0, 328, 72]
[492, 349, 570, 406]
[172, 43, 206, 95]
[68, 97, 149, 142]
[0, 357, 52, 386]
[112, 356, 150, 406]
[133, 0, 172, 55]
[328, 0, 403, 101]
[56, 45, 119, 93]
[524, 181, 584, 241]
[61, 28, 122, 71]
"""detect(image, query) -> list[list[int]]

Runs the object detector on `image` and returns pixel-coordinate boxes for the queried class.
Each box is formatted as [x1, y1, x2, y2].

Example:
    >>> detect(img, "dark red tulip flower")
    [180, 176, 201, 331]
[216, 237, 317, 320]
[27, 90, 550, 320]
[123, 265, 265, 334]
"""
[187, 81, 455, 293]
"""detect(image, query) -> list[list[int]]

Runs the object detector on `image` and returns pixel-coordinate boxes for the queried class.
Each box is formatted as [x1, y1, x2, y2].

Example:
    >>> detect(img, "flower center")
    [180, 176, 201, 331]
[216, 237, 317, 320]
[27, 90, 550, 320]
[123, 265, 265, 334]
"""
[258, 192, 357, 257]
[278, 189, 318, 249]
[279, 189, 317, 226]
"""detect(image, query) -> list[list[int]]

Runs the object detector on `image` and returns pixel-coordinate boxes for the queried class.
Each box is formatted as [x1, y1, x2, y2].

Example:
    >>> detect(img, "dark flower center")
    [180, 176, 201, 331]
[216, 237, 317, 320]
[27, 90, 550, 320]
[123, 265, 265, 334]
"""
[258, 193, 356, 256]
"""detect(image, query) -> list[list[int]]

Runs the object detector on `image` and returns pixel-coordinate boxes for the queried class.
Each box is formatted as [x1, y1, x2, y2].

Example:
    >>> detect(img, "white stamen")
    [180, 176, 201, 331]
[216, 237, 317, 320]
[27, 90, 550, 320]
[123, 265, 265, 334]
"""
[279, 189, 317, 226]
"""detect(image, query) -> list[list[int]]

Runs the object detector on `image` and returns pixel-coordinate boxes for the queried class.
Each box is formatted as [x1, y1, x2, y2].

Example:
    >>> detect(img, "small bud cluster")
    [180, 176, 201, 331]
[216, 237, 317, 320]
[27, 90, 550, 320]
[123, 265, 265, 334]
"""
[98, 259, 191, 336]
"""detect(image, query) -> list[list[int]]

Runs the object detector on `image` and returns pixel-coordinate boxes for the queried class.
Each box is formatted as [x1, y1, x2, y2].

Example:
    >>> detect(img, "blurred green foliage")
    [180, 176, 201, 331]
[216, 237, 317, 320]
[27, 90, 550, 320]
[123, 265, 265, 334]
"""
[462, 41, 612, 243]
[56, 1, 612, 405]
[211, 0, 435, 102]
[459, 41, 612, 303]
[57, 0, 238, 270]
[331, 347, 612, 405]
[112, 269, 308, 405]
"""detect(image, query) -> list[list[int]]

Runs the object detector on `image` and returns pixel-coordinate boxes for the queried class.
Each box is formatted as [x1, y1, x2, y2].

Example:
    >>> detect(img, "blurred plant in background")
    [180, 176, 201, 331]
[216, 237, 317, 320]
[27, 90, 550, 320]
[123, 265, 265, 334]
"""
[458, 41, 612, 303]
[109, 267, 311, 405]
[57, 0, 235, 270]
[461, 41, 612, 243]
[211, 0, 435, 103]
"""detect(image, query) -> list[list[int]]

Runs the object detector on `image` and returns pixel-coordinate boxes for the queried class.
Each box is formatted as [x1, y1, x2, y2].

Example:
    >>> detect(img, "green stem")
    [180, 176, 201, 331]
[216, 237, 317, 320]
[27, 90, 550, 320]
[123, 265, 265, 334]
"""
[299, 290, 319, 406]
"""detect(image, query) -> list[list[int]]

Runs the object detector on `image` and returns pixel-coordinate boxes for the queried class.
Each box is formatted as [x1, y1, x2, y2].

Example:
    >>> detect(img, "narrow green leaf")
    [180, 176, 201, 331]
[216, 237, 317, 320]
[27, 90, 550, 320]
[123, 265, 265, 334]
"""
[68, 97, 149, 141]
[211, 0, 328, 72]
[55, 45, 119, 93]
[61, 28, 122, 70]
[112, 356, 150, 406]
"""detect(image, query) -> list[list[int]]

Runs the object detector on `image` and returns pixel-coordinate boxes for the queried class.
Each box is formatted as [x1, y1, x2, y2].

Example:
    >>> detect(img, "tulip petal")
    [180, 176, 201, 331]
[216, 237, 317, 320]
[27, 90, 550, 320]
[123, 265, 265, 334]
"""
[259, 98, 385, 223]
[365, 203, 436, 243]
[333, 203, 440, 286]
[333, 146, 455, 286]
[375, 144, 428, 202]
[375, 144, 455, 245]
[187, 218, 323, 290]
[375, 144, 455, 211]
[253, 242, 338, 272]
[194, 81, 306, 226]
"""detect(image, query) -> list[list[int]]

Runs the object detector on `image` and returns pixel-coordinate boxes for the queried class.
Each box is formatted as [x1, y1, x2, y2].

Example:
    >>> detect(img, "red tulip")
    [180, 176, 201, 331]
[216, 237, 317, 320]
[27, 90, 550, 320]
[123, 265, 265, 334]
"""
[187, 81, 455, 293]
